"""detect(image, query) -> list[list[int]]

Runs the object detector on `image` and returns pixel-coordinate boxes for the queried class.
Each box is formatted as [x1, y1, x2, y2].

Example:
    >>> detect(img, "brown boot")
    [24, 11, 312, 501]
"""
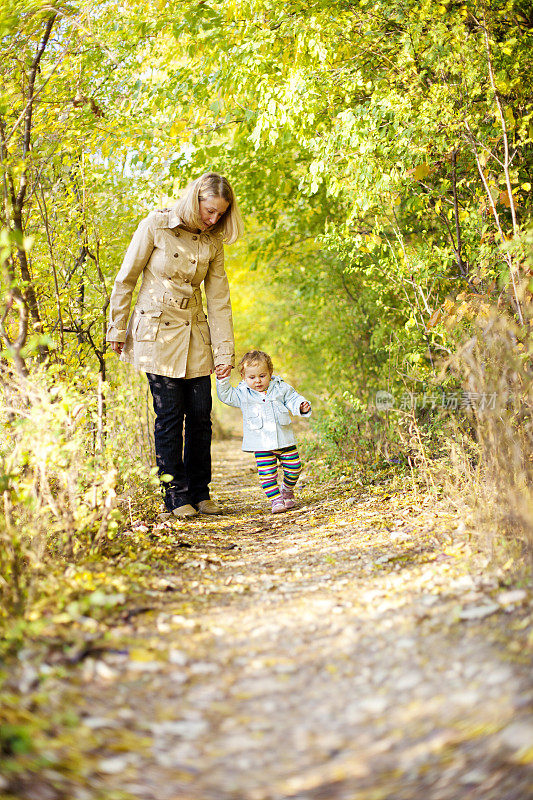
[172, 504, 198, 519]
[197, 499, 222, 515]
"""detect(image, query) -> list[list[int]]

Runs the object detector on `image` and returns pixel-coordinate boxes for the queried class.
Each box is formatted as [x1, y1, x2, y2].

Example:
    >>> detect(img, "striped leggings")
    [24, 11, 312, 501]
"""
[254, 445, 302, 500]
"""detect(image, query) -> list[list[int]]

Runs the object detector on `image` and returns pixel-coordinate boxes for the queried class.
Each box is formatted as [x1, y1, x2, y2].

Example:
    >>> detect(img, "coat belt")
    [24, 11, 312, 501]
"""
[137, 288, 201, 310]
[161, 289, 200, 309]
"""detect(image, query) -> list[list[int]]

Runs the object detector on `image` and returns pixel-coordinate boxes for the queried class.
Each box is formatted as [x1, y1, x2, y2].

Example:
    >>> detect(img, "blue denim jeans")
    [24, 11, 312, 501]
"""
[146, 373, 212, 511]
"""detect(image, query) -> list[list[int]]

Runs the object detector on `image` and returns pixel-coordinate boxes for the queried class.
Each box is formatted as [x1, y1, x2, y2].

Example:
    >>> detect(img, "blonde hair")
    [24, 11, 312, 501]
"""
[239, 350, 273, 376]
[172, 172, 244, 243]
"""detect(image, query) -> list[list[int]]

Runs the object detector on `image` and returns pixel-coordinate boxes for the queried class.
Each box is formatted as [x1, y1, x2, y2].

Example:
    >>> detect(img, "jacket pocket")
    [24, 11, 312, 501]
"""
[274, 402, 291, 426]
[133, 310, 162, 342]
[245, 408, 263, 430]
[197, 314, 211, 344]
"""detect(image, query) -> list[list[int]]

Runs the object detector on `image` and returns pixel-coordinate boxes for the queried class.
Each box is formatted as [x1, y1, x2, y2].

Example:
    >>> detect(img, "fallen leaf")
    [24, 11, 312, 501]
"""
[459, 602, 500, 620]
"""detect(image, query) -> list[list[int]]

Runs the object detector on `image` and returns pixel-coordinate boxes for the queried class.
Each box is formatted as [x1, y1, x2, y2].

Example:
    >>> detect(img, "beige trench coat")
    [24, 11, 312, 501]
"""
[106, 207, 234, 379]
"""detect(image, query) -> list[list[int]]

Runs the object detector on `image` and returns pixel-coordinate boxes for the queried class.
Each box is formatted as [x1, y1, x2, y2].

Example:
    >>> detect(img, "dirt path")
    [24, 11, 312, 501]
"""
[7, 441, 533, 800]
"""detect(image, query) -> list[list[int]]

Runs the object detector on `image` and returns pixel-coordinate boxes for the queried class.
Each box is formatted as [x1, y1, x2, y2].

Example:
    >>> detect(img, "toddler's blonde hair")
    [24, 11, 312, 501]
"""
[238, 350, 273, 376]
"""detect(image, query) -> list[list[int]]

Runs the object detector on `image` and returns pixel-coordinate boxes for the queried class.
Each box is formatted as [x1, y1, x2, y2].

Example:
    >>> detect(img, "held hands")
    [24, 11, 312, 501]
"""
[300, 401, 311, 414]
[215, 364, 233, 379]
[109, 341, 124, 355]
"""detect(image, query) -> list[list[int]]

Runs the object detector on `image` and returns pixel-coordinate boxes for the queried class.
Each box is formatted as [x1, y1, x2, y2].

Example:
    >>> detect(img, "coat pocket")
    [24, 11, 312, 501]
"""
[245, 408, 263, 430]
[197, 313, 211, 344]
[133, 310, 162, 342]
[274, 402, 291, 426]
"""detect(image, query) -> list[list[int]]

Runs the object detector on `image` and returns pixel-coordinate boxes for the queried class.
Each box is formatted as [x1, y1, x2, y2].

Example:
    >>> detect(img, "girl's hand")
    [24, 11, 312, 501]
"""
[109, 341, 124, 355]
[300, 401, 311, 413]
[215, 364, 233, 379]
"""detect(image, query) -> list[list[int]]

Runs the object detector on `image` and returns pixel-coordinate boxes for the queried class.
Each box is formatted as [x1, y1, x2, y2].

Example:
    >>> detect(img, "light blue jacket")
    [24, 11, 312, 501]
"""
[216, 374, 311, 452]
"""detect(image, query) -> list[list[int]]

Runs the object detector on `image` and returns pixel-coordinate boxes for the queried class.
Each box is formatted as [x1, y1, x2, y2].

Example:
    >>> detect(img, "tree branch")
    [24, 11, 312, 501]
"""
[451, 150, 467, 277]
[15, 14, 57, 210]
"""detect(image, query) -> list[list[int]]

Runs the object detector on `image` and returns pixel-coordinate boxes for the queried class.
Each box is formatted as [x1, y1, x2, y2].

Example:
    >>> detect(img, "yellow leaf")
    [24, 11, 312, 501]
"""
[413, 163, 430, 180]
[427, 309, 442, 328]
[52, 612, 73, 624]
[512, 746, 533, 765]
[504, 107, 515, 129]
[169, 119, 186, 137]
[499, 189, 511, 207]
[129, 648, 156, 662]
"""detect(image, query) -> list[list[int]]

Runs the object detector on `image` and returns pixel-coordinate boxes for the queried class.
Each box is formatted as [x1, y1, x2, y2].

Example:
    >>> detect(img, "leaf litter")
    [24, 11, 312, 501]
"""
[1, 440, 532, 800]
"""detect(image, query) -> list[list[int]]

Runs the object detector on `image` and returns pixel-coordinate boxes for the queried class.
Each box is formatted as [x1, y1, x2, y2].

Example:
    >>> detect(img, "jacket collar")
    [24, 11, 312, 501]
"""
[167, 206, 212, 239]
[168, 206, 182, 229]
[240, 374, 282, 397]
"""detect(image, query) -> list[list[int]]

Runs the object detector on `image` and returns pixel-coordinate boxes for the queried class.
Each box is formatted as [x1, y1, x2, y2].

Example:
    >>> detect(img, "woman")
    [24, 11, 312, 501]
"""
[107, 172, 243, 518]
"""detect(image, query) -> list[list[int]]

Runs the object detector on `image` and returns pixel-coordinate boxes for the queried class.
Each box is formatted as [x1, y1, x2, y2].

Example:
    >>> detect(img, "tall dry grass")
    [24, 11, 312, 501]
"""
[0, 364, 156, 616]
[447, 306, 533, 557]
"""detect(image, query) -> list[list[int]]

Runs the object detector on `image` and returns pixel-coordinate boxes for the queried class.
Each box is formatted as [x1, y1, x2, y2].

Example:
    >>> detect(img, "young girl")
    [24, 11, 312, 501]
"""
[216, 350, 311, 513]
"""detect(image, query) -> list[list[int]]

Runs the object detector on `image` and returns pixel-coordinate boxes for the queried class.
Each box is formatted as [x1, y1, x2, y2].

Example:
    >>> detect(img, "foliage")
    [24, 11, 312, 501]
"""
[1, 0, 533, 619]
[0, 364, 158, 616]
[1, 10, 532, 798]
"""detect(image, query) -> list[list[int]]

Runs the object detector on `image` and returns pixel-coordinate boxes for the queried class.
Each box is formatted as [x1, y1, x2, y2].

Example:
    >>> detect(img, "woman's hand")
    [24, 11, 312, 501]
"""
[215, 364, 233, 379]
[300, 401, 311, 414]
[109, 341, 124, 355]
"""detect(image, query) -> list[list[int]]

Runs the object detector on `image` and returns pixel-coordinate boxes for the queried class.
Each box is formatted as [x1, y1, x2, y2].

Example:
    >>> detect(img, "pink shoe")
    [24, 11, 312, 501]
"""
[271, 497, 285, 514]
[281, 484, 296, 509]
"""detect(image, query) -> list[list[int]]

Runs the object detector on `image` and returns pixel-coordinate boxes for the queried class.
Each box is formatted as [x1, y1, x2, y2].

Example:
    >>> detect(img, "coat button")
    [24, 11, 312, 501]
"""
[184, 321, 190, 326]
[174, 231, 180, 237]
[192, 235, 198, 240]
[140, 310, 145, 314]
[189, 257, 196, 263]
[165, 322, 169, 326]
[173, 253, 179, 258]
[184, 278, 190, 283]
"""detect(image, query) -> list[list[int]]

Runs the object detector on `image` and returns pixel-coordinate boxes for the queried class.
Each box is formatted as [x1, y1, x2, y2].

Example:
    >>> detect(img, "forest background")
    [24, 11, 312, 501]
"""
[1, 0, 533, 617]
